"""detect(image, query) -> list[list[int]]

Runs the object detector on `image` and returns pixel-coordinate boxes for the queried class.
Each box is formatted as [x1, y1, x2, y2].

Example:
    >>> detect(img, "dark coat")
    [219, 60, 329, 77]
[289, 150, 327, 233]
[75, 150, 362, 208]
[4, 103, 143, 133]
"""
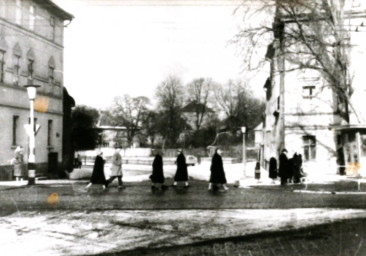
[90, 155, 106, 184]
[174, 153, 188, 181]
[209, 153, 227, 184]
[292, 154, 301, 179]
[337, 147, 346, 175]
[269, 157, 277, 179]
[279, 152, 289, 178]
[288, 157, 295, 179]
[150, 154, 165, 183]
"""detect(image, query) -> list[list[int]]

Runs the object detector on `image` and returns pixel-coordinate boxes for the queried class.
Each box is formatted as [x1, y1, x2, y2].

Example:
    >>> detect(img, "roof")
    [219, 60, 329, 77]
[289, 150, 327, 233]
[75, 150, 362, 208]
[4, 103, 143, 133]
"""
[96, 111, 141, 131]
[181, 101, 214, 113]
[34, 0, 74, 20]
[331, 124, 366, 132]
[95, 125, 128, 131]
[254, 123, 263, 131]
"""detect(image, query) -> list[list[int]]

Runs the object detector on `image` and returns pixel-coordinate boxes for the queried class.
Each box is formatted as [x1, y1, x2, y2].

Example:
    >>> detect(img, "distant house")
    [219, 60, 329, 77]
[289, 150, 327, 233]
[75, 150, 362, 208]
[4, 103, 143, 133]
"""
[181, 100, 215, 131]
[95, 113, 140, 148]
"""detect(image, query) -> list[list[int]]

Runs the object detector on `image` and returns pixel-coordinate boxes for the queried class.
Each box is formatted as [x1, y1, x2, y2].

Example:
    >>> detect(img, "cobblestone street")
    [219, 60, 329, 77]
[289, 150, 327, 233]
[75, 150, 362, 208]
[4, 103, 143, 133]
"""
[1, 178, 366, 255]
[110, 218, 366, 256]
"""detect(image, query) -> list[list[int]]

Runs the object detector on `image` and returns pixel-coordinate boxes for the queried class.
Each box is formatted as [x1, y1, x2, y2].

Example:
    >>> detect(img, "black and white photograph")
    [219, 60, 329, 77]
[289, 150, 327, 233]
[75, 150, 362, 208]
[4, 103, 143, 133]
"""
[1, 0, 366, 255]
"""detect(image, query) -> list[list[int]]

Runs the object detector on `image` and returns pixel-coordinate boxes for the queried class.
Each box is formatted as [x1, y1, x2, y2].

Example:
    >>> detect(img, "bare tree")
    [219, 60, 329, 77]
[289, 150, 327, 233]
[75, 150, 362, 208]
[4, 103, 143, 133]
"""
[236, 0, 361, 123]
[185, 78, 214, 130]
[213, 79, 265, 133]
[155, 75, 187, 147]
[107, 95, 150, 146]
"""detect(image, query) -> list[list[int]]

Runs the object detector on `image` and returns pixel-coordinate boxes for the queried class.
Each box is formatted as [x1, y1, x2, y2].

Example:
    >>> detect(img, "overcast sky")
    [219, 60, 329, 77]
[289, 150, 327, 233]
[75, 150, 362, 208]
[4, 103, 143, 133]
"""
[53, 0, 267, 109]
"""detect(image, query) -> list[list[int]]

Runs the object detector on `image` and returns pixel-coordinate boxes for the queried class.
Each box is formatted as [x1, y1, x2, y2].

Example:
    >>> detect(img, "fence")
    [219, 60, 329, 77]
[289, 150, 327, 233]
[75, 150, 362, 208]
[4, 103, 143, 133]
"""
[76, 145, 260, 165]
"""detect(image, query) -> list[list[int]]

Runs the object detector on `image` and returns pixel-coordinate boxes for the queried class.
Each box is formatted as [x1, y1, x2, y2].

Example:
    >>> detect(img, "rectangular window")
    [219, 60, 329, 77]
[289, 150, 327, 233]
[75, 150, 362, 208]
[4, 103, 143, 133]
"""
[277, 96, 280, 110]
[302, 86, 316, 98]
[29, 5, 35, 30]
[12, 116, 19, 146]
[13, 56, 20, 86]
[0, 50, 4, 83]
[50, 17, 55, 41]
[303, 135, 316, 161]
[15, 0, 22, 25]
[47, 120, 53, 146]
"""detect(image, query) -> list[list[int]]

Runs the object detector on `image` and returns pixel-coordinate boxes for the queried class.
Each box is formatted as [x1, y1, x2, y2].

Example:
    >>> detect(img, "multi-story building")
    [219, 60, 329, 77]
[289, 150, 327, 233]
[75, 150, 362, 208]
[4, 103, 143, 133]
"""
[262, 1, 366, 175]
[0, 0, 73, 179]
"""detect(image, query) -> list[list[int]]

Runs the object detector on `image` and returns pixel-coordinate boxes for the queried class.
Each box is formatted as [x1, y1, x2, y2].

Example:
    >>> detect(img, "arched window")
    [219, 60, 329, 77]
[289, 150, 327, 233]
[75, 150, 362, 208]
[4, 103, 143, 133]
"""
[27, 48, 35, 81]
[48, 56, 55, 92]
[13, 43, 22, 86]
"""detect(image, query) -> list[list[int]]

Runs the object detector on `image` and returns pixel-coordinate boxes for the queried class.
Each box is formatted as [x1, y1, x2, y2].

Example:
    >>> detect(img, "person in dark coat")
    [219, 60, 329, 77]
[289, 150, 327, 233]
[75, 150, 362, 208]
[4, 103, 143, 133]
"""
[150, 150, 168, 190]
[254, 162, 261, 183]
[85, 151, 107, 191]
[337, 147, 346, 175]
[288, 153, 298, 183]
[172, 149, 189, 188]
[269, 157, 277, 183]
[208, 148, 229, 191]
[292, 153, 302, 183]
[279, 149, 289, 186]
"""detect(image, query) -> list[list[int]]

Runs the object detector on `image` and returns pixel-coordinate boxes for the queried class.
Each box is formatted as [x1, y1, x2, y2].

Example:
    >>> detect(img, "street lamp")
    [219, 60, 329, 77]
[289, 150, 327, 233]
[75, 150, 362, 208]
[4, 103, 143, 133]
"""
[241, 127, 246, 178]
[24, 84, 40, 185]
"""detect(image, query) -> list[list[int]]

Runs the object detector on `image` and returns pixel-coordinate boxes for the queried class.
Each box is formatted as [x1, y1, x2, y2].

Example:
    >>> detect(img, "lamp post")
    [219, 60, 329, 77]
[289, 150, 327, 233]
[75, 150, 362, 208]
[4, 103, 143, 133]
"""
[24, 84, 40, 185]
[241, 127, 247, 178]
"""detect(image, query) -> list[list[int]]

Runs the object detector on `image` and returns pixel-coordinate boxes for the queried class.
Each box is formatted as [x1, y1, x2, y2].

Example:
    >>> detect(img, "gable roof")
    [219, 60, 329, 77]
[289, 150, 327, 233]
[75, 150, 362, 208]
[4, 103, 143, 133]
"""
[181, 101, 214, 113]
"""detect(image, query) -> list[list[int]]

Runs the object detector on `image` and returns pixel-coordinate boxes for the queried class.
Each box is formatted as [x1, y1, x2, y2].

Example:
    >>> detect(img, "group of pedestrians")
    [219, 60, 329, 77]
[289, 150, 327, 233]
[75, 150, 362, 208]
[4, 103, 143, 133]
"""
[85, 148, 124, 192]
[269, 149, 305, 186]
[85, 147, 229, 192]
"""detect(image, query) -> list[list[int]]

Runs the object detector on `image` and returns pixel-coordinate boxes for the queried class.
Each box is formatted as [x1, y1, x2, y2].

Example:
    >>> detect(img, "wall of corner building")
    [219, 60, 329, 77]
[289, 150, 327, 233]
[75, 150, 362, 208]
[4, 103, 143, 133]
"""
[348, 15, 366, 125]
[263, 26, 339, 168]
[0, 0, 70, 180]
[263, 3, 366, 171]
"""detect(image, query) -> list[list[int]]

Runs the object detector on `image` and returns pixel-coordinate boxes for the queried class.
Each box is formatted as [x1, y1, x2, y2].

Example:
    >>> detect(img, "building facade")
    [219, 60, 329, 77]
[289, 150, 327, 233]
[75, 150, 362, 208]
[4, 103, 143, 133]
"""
[262, 1, 366, 174]
[0, 0, 73, 179]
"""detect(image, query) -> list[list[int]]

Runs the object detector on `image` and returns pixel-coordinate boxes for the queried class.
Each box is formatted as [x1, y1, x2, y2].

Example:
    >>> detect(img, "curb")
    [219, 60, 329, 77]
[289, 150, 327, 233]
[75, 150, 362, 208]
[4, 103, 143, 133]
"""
[294, 190, 366, 195]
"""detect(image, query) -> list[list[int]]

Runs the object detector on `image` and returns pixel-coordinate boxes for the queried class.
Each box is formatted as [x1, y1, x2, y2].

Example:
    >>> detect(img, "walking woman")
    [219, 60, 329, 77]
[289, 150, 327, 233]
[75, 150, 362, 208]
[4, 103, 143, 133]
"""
[85, 150, 107, 191]
[106, 148, 123, 190]
[208, 148, 229, 191]
[150, 149, 168, 190]
[269, 157, 277, 184]
[172, 149, 189, 188]
[279, 149, 289, 186]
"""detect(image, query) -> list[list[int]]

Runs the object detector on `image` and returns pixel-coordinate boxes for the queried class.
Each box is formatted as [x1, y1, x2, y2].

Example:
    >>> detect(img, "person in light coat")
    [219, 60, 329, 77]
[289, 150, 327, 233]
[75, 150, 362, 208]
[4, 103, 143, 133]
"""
[11, 146, 24, 181]
[106, 148, 123, 190]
